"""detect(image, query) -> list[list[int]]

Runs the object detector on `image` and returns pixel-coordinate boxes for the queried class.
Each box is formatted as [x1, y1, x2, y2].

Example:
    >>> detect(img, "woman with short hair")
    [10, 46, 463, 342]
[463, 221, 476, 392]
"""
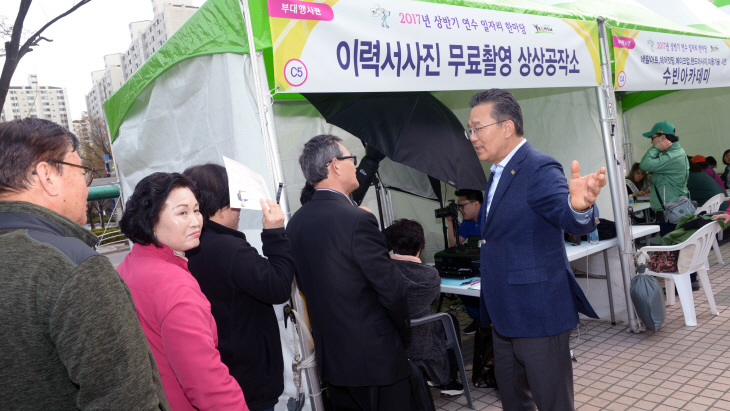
[183, 163, 295, 411]
[386, 218, 464, 397]
[118, 172, 247, 411]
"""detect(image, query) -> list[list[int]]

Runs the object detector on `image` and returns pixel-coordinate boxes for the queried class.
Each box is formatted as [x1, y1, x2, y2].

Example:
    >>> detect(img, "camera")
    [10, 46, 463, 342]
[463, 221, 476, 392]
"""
[434, 200, 459, 220]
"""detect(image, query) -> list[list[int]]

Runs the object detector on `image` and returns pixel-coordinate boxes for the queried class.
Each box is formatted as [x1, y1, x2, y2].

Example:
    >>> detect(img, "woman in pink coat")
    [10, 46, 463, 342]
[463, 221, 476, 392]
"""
[118, 172, 248, 411]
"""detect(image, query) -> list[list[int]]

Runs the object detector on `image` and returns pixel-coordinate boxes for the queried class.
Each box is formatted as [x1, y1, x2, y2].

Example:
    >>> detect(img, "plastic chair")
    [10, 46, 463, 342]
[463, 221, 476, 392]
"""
[410, 312, 474, 410]
[694, 193, 725, 266]
[637, 222, 721, 327]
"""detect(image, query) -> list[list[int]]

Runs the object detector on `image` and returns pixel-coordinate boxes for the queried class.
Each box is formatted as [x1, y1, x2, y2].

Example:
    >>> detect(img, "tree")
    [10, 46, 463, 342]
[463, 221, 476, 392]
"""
[0, 0, 92, 110]
[76, 113, 114, 230]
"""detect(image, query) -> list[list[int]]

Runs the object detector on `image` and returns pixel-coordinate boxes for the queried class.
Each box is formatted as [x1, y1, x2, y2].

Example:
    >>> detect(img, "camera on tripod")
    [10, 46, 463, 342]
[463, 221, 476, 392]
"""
[434, 200, 459, 220]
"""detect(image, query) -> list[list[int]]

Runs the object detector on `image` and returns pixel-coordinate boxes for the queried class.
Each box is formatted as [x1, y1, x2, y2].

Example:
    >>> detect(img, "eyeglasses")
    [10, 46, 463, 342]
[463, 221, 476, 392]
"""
[650, 134, 664, 140]
[465, 120, 506, 139]
[457, 200, 476, 210]
[326, 155, 357, 167]
[32, 160, 96, 186]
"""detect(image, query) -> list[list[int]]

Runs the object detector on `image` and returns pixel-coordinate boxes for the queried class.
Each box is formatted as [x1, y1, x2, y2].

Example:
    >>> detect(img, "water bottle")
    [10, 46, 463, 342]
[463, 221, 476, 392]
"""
[588, 228, 599, 245]
[628, 195, 634, 205]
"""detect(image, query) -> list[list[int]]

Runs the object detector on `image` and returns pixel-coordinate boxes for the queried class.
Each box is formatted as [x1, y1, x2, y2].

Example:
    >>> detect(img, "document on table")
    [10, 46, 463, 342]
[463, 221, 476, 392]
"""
[222, 156, 271, 211]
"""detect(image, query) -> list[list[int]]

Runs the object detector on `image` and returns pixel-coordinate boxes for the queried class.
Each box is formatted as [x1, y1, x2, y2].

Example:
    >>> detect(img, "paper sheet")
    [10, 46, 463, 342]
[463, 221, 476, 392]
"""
[222, 156, 272, 211]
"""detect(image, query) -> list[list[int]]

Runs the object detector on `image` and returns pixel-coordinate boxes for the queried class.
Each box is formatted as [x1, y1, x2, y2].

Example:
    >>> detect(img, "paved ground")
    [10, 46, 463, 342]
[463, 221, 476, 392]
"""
[434, 236, 730, 410]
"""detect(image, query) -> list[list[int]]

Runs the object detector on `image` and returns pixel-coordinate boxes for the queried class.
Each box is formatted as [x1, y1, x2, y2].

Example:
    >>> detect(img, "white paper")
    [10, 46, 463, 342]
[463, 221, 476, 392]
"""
[222, 156, 272, 211]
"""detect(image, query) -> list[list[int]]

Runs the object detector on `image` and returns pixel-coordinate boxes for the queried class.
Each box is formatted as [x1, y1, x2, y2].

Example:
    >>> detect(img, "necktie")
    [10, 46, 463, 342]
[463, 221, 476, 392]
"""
[484, 171, 495, 220]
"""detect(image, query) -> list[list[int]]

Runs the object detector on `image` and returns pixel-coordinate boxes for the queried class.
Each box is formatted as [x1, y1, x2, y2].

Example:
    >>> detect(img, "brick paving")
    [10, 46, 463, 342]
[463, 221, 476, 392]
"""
[434, 235, 730, 410]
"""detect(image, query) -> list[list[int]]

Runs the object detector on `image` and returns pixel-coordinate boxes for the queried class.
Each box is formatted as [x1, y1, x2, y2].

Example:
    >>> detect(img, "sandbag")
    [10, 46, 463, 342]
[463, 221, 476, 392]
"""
[630, 274, 666, 332]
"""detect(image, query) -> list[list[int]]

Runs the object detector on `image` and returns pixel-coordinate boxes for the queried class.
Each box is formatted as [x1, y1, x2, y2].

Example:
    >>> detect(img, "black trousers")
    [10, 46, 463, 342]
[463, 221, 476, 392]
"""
[492, 328, 574, 411]
[327, 377, 414, 411]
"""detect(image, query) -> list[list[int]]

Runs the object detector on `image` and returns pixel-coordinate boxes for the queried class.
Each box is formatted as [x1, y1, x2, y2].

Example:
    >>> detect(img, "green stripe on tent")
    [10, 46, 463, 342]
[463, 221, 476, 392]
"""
[105, 0, 272, 141]
[621, 90, 679, 112]
[714, 0, 730, 8]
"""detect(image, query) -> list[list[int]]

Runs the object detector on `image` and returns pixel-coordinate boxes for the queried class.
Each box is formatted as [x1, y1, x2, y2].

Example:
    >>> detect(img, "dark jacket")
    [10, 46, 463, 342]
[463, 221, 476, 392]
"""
[0, 201, 169, 410]
[187, 221, 295, 411]
[287, 190, 411, 387]
[394, 259, 450, 385]
[479, 142, 599, 338]
[687, 170, 728, 210]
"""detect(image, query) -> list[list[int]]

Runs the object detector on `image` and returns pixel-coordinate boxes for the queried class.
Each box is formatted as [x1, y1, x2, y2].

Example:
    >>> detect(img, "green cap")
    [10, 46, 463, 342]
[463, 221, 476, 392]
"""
[642, 121, 675, 137]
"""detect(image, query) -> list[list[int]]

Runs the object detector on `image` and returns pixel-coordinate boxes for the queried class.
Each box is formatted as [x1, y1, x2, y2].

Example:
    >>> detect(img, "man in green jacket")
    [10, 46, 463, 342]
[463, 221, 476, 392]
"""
[639, 120, 697, 289]
[0, 119, 170, 410]
[639, 121, 690, 226]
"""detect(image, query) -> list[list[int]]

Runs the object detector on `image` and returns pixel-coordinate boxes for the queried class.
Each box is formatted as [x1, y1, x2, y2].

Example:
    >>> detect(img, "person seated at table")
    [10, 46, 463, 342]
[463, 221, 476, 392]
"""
[692, 155, 725, 189]
[688, 157, 728, 211]
[626, 162, 651, 219]
[386, 219, 464, 397]
[721, 149, 730, 189]
[445, 189, 483, 335]
[117, 172, 248, 411]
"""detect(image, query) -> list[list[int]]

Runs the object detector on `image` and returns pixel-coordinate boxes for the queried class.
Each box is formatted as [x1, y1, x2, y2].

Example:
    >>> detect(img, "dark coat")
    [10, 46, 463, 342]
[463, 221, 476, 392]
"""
[286, 190, 411, 387]
[394, 260, 450, 385]
[186, 221, 295, 411]
[479, 141, 599, 338]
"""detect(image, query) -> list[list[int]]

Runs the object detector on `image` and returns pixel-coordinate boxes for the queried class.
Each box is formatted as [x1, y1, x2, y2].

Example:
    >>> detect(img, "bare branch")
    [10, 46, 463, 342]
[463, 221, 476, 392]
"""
[18, 0, 92, 60]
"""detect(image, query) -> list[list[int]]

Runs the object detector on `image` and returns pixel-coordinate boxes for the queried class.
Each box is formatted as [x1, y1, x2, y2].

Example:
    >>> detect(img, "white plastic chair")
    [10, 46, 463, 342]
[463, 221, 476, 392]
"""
[637, 222, 721, 327]
[694, 193, 725, 266]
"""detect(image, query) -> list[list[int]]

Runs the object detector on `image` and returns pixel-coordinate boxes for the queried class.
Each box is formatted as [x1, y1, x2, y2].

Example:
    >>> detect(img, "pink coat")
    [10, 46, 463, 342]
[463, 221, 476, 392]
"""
[704, 166, 725, 189]
[117, 243, 248, 411]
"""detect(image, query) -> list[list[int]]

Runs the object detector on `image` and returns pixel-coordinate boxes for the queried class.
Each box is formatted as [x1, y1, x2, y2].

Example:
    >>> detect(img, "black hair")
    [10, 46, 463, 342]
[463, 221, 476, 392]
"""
[182, 163, 229, 222]
[454, 189, 483, 204]
[0, 118, 79, 195]
[664, 134, 679, 143]
[722, 149, 730, 166]
[706, 156, 717, 168]
[469, 89, 524, 136]
[386, 219, 426, 257]
[300, 181, 316, 205]
[119, 172, 197, 247]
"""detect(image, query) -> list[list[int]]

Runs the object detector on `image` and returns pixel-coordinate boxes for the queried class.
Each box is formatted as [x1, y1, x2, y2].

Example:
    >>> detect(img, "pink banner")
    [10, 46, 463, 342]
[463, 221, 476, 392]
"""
[612, 36, 635, 49]
[267, 0, 334, 21]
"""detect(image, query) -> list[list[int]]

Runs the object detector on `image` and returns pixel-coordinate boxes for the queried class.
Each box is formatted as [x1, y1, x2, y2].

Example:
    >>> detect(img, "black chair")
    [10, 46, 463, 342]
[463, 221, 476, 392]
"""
[410, 313, 474, 410]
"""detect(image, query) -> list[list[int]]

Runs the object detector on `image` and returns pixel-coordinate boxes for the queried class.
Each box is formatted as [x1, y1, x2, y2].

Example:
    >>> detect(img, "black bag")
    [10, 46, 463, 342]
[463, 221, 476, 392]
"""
[471, 326, 498, 389]
[564, 218, 617, 242]
[408, 360, 436, 411]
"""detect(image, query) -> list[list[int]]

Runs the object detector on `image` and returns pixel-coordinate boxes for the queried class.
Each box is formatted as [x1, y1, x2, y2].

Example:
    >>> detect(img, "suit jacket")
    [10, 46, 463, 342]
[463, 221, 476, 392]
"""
[479, 141, 599, 338]
[287, 190, 411, 387]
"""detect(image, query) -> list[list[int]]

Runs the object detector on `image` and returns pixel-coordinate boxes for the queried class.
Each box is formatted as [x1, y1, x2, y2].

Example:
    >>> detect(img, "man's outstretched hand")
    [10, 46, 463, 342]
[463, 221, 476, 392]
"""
[569, 161, 607, 211]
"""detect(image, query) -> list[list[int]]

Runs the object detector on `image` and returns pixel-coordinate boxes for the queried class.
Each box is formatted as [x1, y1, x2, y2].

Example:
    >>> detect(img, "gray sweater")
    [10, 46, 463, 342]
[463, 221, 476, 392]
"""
[0, 201, 170, 410]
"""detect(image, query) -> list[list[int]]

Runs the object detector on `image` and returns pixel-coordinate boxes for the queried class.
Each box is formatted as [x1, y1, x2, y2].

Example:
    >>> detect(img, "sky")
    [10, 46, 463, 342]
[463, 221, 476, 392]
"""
[0, 0, 205, 122]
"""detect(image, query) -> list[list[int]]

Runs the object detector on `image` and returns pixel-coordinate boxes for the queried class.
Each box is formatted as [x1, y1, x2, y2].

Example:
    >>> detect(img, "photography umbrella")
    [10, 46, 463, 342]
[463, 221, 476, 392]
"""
[303, 92, 487, 192]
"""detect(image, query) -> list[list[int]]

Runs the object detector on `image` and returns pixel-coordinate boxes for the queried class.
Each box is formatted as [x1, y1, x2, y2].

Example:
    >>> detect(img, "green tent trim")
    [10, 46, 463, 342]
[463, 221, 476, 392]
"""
[621, 90, 679, 112]
[714, 0, 730, 8]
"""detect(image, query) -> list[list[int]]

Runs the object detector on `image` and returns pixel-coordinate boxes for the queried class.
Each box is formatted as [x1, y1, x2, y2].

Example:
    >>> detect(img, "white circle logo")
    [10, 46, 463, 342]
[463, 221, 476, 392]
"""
[284, 59, 308, 87]
[617, 71, 626, 88]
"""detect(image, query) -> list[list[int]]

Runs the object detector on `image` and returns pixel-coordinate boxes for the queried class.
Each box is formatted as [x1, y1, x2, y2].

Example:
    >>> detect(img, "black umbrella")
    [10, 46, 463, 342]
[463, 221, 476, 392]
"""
[303, 92, 487, 192]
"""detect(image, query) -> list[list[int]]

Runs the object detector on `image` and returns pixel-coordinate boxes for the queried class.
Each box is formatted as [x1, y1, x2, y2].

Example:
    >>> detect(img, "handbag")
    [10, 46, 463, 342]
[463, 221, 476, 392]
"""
[655, 184, 695, 224]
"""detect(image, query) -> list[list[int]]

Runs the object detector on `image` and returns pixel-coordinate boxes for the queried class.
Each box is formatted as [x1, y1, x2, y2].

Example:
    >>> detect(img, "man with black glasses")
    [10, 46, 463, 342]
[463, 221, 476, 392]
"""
[287, 134, 413, 410]
[0, 119, 170, 410]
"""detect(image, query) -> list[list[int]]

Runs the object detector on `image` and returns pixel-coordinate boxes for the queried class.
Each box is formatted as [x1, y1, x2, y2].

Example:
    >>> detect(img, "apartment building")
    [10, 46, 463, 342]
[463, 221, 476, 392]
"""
[1, 74, 71, 129]
[85, 53, 124, 123]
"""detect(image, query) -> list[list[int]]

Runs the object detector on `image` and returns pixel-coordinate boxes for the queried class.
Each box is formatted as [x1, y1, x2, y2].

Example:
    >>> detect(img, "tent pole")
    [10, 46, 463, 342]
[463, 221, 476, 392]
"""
[596, 17, 641, 333]
[239, 1, 324, 409]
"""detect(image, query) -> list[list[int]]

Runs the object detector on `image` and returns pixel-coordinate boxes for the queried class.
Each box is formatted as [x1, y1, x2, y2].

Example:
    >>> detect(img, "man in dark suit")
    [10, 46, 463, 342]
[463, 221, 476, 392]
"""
[468, 89, 606, 411]
[287, 134, 413, 410]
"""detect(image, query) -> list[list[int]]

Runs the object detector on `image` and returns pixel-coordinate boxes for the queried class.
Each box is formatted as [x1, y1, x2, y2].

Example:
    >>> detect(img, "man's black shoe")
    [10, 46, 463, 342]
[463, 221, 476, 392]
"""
[463, 319, 479, 335]
[692, 280, 700, 291]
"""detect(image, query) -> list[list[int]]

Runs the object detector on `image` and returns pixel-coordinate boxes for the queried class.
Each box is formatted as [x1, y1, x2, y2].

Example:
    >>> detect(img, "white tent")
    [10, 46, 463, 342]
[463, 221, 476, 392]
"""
[104, 0, 730, 408]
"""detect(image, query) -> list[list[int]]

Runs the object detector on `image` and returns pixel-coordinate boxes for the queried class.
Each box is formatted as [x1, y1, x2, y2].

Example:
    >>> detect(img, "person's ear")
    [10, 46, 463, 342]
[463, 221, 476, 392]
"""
[503, 120, 515, 139]
[34, 162, 61, 197]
